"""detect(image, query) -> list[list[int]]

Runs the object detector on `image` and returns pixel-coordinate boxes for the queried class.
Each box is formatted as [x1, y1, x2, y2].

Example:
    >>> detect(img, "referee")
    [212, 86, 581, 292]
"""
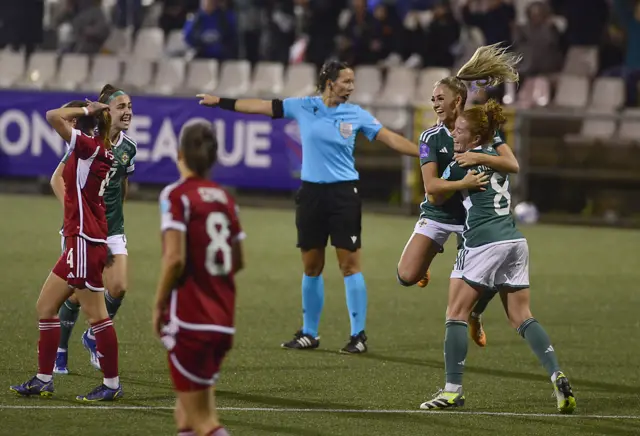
[197, 60, 418, 354]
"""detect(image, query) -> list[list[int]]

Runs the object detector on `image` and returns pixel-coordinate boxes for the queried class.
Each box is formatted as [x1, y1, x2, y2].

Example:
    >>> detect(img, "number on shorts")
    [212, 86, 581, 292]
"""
[491, 172, 511, 216]
[99, 167, 117, 197]
[66, 248, 74, 269]
[205, 212, 232, 276]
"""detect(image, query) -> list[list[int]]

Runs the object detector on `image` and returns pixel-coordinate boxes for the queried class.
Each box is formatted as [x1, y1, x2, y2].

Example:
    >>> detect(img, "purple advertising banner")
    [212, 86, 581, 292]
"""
[0, 90, 302, 190]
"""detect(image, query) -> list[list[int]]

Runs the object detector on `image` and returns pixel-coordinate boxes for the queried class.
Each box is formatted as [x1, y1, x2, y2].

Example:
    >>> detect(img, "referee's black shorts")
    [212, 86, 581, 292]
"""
[295, 181, 362, 252]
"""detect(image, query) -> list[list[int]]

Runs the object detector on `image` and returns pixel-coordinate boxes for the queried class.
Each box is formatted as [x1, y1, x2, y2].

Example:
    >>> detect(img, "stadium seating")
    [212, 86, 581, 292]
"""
[590, 77, 625, 110]
[553, 75, 590, 108]
[132, 28, 165, 60]
[249, 62, 285, 99]
[19, 52, 57, 90]
[562, 46, 599, 78]
[565, 108, 617, 145]
[215, 60, 251, 98]
[375, 67, 417, 130]
[413, 67, 451, 106]
[349, 65, 383, 107]
[50, 53, 90, 91]
[282, 63, 316, 97]
[122, 58, 154, 93]
[183, 59, 219, 95]
[0, 51, 26, 88]
[516, 76, 551, 108]
[83, 55, 122, 93]
[151, 58, 187, 95]
[617, 108, 640, 144]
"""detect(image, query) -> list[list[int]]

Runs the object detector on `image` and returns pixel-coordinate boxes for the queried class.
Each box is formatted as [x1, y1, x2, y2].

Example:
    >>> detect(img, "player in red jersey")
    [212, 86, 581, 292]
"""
[10, 100, 123, 402]
[153, 120, 245, 436]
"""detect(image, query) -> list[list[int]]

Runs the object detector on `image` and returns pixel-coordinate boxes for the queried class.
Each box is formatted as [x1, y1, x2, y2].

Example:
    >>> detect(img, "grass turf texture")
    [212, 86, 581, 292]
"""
[1, 194, 639, 435]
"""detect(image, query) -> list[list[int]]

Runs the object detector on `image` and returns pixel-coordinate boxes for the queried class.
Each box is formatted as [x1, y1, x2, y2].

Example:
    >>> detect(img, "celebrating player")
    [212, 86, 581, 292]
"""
[153, 121, 244, 436]
[396, 44, 521, 347]
[418, 99, 576, 414]
[51, 84, 136, 374]
[10, 100, 123, 401]
[197, 60, 418, 354]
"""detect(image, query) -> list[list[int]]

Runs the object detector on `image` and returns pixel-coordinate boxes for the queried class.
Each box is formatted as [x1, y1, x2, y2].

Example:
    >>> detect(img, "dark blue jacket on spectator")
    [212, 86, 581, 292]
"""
[183, 7, 238, 59]
[614, 0, 640, 69]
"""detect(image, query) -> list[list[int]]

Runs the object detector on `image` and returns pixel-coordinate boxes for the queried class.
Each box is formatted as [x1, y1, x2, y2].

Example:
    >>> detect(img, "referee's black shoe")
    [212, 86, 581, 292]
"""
[340, 330, 368, 354]
[281, 330, 320, 350]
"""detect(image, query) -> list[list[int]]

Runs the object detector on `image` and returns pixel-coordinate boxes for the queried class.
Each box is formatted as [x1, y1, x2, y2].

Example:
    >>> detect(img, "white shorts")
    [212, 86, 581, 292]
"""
[107, 234, 128, 256]
[60, 234, 128, 256]
[413, 218, 463, 248]
[455, 240, 529, 290]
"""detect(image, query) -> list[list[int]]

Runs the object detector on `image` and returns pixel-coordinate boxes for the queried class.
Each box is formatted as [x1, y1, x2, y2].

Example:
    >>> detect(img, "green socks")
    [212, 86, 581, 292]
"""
[444, 320, 469, 385]
[518, 318, 561, 377]
[58, 299, 80, 350]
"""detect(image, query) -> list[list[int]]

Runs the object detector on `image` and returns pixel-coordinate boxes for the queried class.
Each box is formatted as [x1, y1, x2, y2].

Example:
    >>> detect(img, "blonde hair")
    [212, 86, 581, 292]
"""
[436, 43, 522, 107]
[461, 99, 507, 145]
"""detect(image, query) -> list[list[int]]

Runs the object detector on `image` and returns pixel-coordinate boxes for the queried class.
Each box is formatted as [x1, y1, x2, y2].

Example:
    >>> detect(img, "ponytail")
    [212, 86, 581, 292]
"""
[98, 111, 113, 150]
[436, 43, 521, 108]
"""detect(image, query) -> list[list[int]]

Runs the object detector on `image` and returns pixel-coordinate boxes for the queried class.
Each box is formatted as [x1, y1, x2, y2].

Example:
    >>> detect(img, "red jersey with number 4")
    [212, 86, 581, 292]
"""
[62, 129, 113, 243]
[160, 177, 244, 333]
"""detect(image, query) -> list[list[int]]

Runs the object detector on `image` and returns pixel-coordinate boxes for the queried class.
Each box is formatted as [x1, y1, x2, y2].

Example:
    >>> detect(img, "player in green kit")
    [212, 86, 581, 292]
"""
[50, 84, 136, 373]
[418, 99, 576, 414]
[396, 44, 521, 347]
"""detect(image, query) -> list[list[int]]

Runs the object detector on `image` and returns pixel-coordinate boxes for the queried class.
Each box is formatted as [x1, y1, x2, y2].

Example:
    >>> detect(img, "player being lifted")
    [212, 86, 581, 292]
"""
[418, 99, 576, 414]
[10, 100, 123, 401]
[153, 121, 245, 436]
[51, 84, 136, 374]
[396, 44, 520, 347]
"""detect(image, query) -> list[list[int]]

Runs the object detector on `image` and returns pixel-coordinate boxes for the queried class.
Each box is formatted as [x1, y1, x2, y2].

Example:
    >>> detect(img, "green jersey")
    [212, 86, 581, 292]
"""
[418, 124, 506, 226]
[62, 131, 136, 236]
[442, 145, 523, 248]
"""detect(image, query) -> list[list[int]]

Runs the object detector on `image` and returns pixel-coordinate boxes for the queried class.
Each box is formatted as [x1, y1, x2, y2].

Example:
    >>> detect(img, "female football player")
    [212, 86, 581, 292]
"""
[418, 99, 576, 414]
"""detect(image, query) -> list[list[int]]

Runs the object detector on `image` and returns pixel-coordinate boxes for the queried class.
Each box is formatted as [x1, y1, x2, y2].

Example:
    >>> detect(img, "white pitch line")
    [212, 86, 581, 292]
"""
[0, 405, 638, 420]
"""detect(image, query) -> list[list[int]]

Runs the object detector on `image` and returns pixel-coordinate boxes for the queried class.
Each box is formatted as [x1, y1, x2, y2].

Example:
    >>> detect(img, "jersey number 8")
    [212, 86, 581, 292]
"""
[491, 173, 511, 216]
[205, 212, 232, 276]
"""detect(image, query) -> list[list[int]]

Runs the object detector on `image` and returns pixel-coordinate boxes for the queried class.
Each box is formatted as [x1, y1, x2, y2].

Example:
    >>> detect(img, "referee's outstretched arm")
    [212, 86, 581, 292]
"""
[196, 94, 419, 157]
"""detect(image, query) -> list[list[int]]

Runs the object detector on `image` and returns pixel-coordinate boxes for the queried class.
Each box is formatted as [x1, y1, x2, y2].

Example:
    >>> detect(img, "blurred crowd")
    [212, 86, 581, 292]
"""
[0, 0, 639, 105]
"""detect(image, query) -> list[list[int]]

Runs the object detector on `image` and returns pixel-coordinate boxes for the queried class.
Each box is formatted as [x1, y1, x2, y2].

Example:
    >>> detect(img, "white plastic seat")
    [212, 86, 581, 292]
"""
[83, 55, 122, 92]
[122, 58, 154, 92]
[281, 63, 316, 98]
[565, 108, 617, 145]
[20, 52, 58, 89]
[152, 58, 186, 95]
[413, 67, 450, 106]
[349, 66, 383, 106]
[618, 108, 640, 142]
[0, 51, 26, 88]
[249, 61, 284, 98]
[50, 54, 90, 90]
[183, 59, 219, 94]
[132, 27, 165, 60]
[165, 29, 188, 56]
[562, 46, 598, 78]
[553, 75, 590, 108]
[214, 60, 251, 98]
[590, 77, 625, 110]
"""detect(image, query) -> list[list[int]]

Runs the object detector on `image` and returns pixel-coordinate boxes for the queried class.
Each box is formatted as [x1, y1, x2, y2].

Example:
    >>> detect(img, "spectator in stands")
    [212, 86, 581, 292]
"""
[337, 0, 376, 65]
[264, 0, 296, 65]
[114, 0, 144, 34]
[183, 0, 238, 60]
[608, 0, 640, 106]
[408, 0, 460, 68]
[550, 0, 608, 47]
[235, 0, 263, 65]
[58, 0, 110, 54]
[461, 0, 515, 47]
[298, 0, 346, 70]
[514, 1, 562, 78]
[159, 0, 200, 37]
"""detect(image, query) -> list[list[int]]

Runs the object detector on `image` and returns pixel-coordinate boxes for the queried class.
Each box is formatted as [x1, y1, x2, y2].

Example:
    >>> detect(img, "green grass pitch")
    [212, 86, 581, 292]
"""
[1, 193, 639, 435]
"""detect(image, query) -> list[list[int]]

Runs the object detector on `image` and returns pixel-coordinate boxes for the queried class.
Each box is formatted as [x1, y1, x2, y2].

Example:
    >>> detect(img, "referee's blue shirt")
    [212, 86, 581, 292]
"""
[283, 96, 383, 184]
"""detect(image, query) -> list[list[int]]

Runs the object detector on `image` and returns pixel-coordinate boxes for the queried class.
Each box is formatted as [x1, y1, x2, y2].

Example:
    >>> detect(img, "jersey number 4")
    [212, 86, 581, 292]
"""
[205, 212, 232, 276]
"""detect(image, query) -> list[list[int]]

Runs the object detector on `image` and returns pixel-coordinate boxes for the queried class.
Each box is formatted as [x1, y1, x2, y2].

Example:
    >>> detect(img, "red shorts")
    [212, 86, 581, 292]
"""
[52, 236, 107, 291]
[165, 329, 233, 392]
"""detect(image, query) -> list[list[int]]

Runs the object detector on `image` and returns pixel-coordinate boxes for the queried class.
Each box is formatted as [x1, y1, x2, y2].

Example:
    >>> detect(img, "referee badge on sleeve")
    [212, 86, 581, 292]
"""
[339, 122, 353, 138]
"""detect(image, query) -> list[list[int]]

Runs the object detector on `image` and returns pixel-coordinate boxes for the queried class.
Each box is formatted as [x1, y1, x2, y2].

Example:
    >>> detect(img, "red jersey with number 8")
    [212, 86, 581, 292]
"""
[62, 129, 114, 243]
[160, 178, 244, 332]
